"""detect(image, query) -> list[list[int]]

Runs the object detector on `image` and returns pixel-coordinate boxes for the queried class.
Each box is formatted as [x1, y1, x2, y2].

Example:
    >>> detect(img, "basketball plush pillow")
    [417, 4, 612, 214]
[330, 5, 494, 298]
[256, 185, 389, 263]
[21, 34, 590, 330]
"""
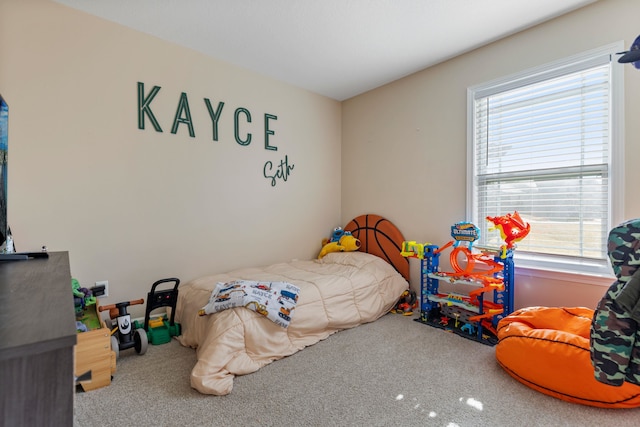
[344, 214, 409, 282]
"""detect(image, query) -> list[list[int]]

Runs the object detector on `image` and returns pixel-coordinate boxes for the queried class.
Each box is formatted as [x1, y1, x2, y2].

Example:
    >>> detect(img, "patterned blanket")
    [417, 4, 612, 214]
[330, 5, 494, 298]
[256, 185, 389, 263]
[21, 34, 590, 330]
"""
[199, 280, 300, 328]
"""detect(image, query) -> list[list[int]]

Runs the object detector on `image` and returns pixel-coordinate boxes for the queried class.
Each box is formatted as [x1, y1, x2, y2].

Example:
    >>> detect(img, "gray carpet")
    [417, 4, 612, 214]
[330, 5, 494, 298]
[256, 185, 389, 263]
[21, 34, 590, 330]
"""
[74, 313, 640, 427]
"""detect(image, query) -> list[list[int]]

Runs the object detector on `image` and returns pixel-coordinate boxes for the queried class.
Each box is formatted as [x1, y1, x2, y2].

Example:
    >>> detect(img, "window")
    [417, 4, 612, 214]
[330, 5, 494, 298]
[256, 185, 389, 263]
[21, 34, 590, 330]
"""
[467, 43, 624, 277]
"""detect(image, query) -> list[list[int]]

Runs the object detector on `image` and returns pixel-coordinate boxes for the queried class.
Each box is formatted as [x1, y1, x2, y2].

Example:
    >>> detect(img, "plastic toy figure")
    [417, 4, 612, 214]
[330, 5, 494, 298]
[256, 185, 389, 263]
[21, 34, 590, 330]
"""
[461, 323, 476, 335]
[486, 211, 530, 252]
[401, 241, 426, 259]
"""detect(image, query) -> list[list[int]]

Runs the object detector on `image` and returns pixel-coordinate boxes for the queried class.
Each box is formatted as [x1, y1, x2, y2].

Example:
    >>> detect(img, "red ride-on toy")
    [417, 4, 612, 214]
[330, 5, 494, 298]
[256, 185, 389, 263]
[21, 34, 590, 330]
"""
[99, 299, 148, 359]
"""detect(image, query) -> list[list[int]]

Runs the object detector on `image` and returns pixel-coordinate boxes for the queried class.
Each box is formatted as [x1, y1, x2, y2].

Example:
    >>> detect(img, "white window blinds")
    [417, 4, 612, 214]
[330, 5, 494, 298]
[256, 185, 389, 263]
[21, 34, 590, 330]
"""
[468, 46, 621, 274]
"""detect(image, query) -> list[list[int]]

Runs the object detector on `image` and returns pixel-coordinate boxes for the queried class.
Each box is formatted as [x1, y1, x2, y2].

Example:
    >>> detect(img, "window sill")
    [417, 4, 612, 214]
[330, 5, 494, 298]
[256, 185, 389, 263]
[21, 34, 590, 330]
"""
[514, 259, 615, 287]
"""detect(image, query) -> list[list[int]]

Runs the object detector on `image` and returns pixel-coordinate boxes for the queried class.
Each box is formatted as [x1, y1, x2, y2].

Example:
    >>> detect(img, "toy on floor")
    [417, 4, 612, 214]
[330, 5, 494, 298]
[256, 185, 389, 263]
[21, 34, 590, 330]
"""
[402, 212, 528, 345]
[318, 227, 361, 259]
[99, 299, 148, 358]
[391, 290, 418, 315]
[134, 278, 181, 345]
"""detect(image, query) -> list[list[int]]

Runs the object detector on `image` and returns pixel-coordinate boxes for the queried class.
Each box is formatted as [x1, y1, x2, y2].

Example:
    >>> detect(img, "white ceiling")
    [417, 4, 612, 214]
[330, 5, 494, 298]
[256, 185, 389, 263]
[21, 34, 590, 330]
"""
[54, 0, 598, 101]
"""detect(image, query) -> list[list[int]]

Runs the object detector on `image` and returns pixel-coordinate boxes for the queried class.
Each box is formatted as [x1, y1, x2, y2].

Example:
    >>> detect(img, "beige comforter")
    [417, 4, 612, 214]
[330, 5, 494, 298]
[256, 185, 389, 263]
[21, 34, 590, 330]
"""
[175, 251, 409, 395]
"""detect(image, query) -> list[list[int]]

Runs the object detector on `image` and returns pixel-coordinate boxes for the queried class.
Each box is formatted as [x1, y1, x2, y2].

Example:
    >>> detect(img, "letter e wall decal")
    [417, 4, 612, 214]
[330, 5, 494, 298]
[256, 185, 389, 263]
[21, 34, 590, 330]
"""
[264, 114, 277, 151]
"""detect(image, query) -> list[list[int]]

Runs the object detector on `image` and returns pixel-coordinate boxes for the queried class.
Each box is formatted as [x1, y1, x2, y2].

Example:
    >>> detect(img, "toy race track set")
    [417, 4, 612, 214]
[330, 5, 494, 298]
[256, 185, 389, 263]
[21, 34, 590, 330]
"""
[401, 212, 530, 346]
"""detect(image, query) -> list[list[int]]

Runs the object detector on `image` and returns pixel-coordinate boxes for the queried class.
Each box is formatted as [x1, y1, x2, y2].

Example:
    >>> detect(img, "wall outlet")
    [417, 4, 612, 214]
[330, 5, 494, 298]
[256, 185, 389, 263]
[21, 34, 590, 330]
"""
[95, 280, 109, 298]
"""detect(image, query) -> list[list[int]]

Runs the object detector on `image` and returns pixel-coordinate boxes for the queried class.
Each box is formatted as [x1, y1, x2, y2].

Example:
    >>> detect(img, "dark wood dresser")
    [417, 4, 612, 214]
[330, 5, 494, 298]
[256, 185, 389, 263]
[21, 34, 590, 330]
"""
[0, 252, 76, 426]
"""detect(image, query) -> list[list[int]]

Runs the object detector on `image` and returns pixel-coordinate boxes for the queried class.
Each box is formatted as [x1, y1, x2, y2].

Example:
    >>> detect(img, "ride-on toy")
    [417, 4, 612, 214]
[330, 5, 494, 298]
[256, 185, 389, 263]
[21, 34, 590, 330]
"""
[134, 278, 181, 345]
[99, 299, 148, 358]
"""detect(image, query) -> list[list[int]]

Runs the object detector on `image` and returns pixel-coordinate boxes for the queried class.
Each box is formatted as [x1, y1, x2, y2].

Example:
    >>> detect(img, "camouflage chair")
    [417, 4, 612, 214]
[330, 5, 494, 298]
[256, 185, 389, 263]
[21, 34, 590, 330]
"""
[591, 218, 640, 386]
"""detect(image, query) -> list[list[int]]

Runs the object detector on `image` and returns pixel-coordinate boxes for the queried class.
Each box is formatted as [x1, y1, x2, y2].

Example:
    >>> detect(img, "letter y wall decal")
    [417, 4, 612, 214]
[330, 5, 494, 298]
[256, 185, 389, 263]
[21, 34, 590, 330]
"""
[136, 81, 295, 187]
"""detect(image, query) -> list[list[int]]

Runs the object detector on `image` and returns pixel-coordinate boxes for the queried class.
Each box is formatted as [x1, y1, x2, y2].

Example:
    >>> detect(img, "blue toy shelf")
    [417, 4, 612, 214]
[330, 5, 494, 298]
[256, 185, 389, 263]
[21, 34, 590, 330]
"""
[413, 244, 515, 346]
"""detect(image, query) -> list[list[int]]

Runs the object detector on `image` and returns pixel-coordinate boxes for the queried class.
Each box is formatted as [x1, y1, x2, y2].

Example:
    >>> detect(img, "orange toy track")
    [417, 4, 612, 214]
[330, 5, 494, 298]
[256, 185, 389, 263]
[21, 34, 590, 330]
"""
[468, 283, 504, 301]
[468, 307, 503, 323]
[449, 246, 504, 277]
[431, 245, 507, 326]
[480, 319, 498, 336]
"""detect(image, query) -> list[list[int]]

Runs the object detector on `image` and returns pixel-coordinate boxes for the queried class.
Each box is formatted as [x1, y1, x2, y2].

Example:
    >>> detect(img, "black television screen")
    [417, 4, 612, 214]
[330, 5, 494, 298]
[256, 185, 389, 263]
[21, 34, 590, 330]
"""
[0, 94, 7, 251]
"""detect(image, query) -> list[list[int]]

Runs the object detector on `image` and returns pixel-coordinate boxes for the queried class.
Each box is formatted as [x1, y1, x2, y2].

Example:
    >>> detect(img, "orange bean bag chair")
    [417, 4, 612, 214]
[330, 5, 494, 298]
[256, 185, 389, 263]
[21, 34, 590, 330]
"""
[496, 306, 640, 408]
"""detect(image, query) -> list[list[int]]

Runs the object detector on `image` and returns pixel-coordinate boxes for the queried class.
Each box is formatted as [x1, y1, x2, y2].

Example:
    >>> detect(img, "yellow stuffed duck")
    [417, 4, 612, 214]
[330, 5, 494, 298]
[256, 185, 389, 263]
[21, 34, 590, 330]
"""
[318, 227, 361, 259]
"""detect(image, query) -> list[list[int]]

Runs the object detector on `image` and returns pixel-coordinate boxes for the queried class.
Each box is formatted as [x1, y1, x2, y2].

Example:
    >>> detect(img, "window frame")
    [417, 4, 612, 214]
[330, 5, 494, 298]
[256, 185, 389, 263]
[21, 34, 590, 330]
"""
[466, 42, 625, 281]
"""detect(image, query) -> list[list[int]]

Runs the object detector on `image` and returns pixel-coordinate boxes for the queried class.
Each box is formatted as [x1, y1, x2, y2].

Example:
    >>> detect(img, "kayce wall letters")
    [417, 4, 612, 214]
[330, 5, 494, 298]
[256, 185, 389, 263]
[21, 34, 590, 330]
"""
[136, 82, 294, 187]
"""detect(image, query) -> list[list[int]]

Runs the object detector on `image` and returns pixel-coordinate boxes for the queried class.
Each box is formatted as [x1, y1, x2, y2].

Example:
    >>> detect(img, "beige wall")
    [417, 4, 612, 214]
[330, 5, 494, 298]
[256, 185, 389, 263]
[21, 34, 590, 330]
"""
[342, 0, 640, 309]
[3, 0, 637, 316]
[0, 0, 342, 316]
